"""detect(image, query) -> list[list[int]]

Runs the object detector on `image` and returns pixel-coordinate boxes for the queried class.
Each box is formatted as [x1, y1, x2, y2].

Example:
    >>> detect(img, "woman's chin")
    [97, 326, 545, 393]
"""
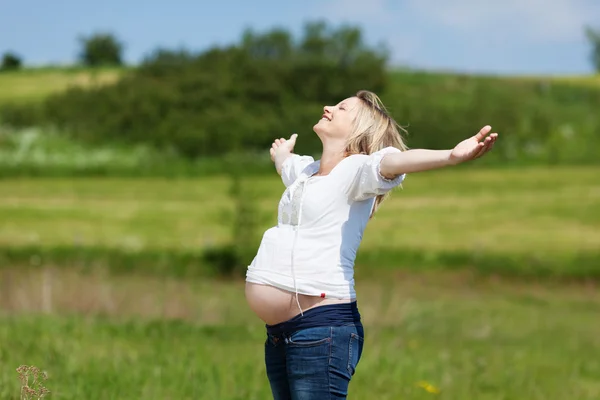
[313, 124, 327, 137]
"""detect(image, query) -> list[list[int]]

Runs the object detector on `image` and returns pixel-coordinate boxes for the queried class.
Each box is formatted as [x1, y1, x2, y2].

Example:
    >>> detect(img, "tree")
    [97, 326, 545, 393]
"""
[1, 52, 22, 71]
[241, 27, 293, 60]
[78, 32, 124, 66]
[5, 22, 389, 158]
[585, 26, 600, 73]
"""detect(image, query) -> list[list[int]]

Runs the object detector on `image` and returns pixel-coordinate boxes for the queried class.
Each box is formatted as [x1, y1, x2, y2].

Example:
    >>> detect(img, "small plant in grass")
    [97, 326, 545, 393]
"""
[203, 151, 262, 276]
[16, 365, 50, 399]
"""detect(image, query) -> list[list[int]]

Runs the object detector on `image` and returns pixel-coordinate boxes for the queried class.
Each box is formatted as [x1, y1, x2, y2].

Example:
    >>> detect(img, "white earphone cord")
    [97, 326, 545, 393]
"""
[290, 180, 307, 316]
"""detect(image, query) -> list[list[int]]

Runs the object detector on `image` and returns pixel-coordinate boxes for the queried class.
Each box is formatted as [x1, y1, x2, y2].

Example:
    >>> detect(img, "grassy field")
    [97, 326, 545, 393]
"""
[0, 127, 274, 178]
[0, 269, 599, 399]
[1, 166, 599, 278]
[0, 67, 123, 105]
[514, 74, 600, 87]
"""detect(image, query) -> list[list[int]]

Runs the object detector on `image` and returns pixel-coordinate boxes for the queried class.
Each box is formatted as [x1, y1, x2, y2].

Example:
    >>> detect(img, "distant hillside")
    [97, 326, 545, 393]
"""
[0, 66, 598, 106]
[0, 67, 125, 105]
[1, 66, 599, 167]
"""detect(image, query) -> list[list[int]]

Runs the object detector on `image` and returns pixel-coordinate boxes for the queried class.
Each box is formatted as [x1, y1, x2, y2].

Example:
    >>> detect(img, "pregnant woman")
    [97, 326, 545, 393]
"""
[245, 90, 498, 399]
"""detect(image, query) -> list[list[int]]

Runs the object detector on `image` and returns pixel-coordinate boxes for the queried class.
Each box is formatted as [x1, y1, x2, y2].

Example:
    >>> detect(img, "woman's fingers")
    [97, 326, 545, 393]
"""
[471, 142, 486, 159]
[474, 125, 492, 142]
[475, 138, 493, 158]
[273, 135, 295, 152]
[475, 134, 497, 158]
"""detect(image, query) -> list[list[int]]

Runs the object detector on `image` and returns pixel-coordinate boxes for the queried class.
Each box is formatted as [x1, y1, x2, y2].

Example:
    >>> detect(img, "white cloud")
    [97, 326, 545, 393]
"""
[316, 0, 598, 72]
[405, 0, 598, 43]
[321, 0, 598, 43]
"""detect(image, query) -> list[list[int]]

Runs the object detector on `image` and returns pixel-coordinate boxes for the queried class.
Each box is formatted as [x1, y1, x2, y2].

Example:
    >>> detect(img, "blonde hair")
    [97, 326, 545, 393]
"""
[345, 90, 409, 217]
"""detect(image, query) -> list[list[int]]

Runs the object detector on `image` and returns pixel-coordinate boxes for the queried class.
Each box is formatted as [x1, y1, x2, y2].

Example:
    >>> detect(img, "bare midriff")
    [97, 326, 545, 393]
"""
[245, 282, 353, 326]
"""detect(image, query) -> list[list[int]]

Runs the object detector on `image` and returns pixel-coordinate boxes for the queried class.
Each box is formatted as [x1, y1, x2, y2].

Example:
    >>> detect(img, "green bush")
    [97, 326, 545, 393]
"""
[378, 72, 600, 165]
[1, 52, 22, 71]
[1, 22, 599, 167]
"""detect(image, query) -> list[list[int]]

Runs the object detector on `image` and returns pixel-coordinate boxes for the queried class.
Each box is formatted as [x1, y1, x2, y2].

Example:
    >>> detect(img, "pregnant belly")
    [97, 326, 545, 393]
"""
[245, 282, 351, 325]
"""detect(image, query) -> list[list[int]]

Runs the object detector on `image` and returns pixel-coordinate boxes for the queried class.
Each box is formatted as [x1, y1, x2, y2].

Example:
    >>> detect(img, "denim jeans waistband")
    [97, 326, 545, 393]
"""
[266, 301, 361, 336]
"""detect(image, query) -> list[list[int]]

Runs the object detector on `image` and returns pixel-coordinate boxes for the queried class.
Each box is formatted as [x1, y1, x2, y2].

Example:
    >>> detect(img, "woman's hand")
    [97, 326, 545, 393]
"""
[270, 133, 298, 162]
[271, 133, 298, 175]
[450, 125, 498, 165]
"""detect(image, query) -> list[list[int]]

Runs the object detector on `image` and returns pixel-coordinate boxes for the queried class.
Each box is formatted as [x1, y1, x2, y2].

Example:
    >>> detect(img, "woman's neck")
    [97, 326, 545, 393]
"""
[317, 142, 346, 176]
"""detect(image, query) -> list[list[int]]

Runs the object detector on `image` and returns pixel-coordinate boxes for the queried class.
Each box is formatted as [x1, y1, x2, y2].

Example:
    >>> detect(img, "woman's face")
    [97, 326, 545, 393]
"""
[313, 96, 361, 141]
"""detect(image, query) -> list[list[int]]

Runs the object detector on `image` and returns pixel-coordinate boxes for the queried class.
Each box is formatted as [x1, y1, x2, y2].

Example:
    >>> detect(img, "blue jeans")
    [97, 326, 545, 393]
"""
[264, 323, 365, 399]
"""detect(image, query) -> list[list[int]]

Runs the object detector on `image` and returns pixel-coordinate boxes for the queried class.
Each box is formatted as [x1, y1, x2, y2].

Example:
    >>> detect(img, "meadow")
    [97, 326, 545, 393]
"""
[1, 166, 599, 279]
[0, 167, 599, 398]
[0, 269, 599, 399]
[1, 66, 599, 399]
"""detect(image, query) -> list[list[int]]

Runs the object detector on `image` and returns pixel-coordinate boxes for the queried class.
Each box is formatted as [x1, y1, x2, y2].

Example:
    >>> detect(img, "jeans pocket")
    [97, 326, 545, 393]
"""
[287, 327, 332, 348]
[347, 332, 364, 376]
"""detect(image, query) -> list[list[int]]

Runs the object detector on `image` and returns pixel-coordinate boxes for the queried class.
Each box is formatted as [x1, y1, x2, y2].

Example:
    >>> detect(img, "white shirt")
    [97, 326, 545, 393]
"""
[245, 147, 406, 300]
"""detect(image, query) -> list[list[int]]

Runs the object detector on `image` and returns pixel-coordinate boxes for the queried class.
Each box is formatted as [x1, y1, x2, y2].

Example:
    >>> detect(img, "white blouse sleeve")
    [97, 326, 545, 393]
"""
[345, 147, 406, 201]
[280, 154, 315, 187]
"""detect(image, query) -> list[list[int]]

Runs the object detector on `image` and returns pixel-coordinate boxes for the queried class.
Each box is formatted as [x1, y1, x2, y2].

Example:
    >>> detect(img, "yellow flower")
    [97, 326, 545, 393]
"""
[416, 381, 441, 394]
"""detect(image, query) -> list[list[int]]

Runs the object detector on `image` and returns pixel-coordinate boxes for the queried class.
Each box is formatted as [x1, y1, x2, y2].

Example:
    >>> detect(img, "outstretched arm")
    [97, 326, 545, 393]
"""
[379, 126, 498, 178]
[270, 133, 298, 175]
[271, 134, 314, 187]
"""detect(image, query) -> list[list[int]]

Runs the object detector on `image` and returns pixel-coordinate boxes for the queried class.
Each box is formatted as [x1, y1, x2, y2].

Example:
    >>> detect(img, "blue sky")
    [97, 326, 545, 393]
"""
[1, 0, 599, 75]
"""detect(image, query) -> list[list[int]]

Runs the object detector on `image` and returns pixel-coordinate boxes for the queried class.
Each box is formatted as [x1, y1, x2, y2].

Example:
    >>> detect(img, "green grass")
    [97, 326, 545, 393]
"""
[0, 67, 124, 105]
[516, 74, 600, 88]
[0, 270, 598, 399]
[0, 127, 273, 178]
[0, 166, 599, 278]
